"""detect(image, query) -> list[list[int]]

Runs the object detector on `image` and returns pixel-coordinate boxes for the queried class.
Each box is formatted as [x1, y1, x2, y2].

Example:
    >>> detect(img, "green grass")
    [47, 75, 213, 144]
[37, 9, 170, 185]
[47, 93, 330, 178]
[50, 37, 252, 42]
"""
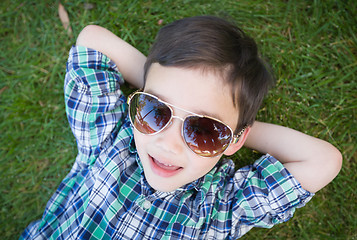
[1, 0, 356, 239]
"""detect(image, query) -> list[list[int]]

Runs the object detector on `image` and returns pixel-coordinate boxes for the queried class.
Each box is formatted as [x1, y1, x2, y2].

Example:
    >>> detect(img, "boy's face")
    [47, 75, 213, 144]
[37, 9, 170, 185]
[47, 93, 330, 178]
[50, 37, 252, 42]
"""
[133, 63, 240, 192]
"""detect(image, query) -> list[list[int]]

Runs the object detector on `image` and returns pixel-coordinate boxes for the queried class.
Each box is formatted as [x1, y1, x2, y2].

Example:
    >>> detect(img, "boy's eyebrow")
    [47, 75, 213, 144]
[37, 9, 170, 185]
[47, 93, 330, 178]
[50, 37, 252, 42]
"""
[144, 89, 225, 121]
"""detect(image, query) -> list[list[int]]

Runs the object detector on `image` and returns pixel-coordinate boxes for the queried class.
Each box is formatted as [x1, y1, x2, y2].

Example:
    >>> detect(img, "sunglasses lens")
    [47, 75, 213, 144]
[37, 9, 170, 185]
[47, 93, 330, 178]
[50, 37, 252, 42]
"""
[129, 93, 171, 134]
[183, 116, 232, 157]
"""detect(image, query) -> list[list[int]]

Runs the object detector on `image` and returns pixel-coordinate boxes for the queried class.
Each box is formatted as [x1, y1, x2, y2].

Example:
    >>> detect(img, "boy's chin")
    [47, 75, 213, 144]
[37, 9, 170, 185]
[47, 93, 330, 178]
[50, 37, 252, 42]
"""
[144, 170, 187, 192]
[144, 172, 179, 192]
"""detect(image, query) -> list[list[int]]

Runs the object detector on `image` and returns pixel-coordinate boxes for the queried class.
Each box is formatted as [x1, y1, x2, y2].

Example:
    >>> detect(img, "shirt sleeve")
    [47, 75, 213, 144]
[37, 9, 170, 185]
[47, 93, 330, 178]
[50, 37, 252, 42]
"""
[64, 46, 127, 166]
[230, 154, 314, 236]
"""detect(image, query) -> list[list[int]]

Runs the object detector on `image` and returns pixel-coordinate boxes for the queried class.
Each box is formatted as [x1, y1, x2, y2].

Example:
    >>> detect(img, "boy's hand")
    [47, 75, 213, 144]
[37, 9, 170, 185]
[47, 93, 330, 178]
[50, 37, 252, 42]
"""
[76, 25, 147, 88]
[244, 121, 342, 193]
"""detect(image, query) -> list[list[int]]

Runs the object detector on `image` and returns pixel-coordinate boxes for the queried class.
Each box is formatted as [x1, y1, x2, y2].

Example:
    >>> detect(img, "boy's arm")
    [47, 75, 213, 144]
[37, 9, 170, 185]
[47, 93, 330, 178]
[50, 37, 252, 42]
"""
[76, 25, 146, 88]
[244, 121, 342, 193]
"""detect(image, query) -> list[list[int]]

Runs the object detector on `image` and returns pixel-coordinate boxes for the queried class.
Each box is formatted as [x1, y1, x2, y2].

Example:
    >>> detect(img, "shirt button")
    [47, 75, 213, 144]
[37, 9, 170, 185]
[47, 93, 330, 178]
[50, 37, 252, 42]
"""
[143, 200, 152, 209]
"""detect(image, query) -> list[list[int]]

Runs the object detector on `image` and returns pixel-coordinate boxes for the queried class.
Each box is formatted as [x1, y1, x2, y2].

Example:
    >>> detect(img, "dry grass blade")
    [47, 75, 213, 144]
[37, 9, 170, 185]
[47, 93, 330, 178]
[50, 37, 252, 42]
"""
[0, 86, 9, 95]
[58, 2, 72, 36]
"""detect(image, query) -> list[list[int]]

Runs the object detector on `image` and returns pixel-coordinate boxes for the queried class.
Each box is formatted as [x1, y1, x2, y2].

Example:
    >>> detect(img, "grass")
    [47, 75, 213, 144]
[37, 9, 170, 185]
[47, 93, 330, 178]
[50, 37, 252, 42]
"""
[1, 0, 356, 239]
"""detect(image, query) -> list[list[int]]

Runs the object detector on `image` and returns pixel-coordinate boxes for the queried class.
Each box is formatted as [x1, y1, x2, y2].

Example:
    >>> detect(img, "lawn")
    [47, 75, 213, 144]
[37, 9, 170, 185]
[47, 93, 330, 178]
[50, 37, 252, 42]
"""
[1, 0, 356, 239]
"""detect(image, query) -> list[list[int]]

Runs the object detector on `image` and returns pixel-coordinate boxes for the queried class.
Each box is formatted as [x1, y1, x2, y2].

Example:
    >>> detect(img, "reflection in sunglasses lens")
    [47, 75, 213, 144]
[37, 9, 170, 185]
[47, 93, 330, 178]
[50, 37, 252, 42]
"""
[183, 116, 231, 157]
[131, 94, 171, 134]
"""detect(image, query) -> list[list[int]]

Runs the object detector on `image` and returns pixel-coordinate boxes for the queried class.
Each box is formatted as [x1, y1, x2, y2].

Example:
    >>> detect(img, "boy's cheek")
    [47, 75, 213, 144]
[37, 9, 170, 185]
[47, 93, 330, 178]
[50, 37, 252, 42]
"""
[133, 130, 145, 148]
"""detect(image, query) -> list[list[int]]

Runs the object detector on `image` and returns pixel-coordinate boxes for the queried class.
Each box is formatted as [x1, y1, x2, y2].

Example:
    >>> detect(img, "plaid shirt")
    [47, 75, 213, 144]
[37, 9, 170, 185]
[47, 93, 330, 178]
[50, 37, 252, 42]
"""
[21, 46, 314, 240]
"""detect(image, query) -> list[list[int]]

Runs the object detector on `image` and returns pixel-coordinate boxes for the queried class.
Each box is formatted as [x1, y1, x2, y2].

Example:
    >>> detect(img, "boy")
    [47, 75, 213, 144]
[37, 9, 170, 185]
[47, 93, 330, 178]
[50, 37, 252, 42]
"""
[21, 16, 342, 239]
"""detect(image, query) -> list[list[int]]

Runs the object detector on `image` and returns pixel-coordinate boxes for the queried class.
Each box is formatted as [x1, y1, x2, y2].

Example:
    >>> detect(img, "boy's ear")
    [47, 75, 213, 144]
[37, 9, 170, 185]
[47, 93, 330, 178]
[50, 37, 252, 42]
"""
[223, 126, 251, 156]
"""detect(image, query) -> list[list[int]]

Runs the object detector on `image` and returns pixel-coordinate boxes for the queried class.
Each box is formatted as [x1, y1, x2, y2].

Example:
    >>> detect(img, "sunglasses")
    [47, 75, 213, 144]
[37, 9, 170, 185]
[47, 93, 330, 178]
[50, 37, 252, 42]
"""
[127, 91, 246, 157]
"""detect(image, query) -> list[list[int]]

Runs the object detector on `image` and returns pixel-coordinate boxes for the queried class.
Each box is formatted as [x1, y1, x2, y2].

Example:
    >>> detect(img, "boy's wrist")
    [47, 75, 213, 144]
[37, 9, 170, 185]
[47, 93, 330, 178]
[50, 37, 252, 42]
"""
[76, 25, 146, 88]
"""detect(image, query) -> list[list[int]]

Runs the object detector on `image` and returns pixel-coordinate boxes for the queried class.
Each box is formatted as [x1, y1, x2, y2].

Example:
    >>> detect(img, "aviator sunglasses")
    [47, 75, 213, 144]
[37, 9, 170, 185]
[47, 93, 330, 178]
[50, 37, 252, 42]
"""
[127, 91, 246, 157]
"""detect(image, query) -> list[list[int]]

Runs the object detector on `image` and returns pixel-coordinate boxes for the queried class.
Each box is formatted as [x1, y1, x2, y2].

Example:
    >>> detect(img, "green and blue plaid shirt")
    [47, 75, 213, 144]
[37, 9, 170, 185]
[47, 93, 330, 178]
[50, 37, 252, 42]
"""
[21, 46, 314, 239]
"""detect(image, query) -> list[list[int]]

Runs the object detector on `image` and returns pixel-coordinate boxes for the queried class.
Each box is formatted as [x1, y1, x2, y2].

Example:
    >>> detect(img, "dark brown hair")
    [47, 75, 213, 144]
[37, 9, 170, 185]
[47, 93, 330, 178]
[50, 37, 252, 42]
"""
[144, 16, 275, 133]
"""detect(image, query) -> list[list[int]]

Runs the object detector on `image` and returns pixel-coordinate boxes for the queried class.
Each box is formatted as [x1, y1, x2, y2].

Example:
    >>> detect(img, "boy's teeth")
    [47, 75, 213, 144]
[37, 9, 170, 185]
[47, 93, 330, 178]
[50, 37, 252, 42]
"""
[152, 156, 178, 169]
[154, 157, 173, 167]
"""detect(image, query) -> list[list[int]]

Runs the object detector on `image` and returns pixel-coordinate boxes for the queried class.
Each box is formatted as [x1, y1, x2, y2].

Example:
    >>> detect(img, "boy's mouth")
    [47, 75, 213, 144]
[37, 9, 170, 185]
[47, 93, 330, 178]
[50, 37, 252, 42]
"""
[148, 154, 182, 177]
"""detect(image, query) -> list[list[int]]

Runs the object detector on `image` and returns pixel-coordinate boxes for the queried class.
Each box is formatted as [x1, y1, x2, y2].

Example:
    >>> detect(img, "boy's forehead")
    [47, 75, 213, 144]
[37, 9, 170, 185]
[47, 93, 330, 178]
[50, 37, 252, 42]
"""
[144, 63, 239, 127]
[145, 63, 231, 92]
[144, 88, 224, 121]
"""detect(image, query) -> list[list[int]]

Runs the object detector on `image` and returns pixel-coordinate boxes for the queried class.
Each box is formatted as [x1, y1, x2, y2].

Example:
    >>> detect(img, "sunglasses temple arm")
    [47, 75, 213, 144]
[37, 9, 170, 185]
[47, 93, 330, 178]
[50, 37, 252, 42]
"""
[232, 127, 247, 144]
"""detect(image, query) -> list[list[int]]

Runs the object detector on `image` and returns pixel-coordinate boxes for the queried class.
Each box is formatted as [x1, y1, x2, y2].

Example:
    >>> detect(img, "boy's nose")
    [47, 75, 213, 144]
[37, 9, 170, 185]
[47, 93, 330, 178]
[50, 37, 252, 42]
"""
[154, 117, 185, 155]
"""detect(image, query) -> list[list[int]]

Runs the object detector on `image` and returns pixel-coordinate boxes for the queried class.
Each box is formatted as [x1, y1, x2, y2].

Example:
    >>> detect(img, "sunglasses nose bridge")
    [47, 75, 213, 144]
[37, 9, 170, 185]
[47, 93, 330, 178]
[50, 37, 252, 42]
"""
[171, 115, 185, 122]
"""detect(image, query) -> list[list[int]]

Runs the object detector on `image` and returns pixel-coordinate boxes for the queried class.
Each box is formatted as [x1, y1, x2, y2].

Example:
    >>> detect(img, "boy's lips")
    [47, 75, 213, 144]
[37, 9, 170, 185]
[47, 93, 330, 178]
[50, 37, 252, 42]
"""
[148, 154, 182, 177]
